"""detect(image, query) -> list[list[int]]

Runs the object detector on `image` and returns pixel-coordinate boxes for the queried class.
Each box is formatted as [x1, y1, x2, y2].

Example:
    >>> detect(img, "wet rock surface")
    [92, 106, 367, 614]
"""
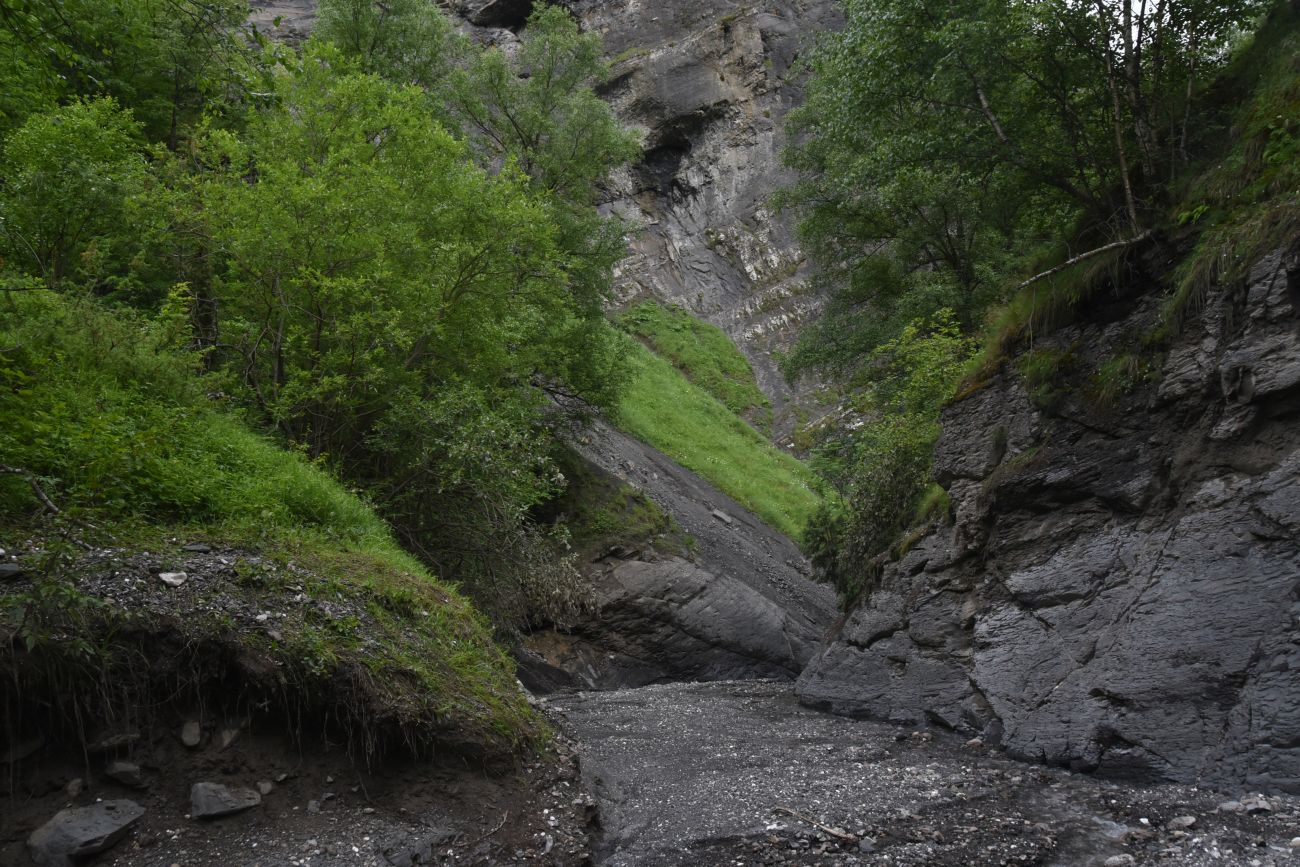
[798, 246, 1300, 792]
[525, 420, 834, 689]
[556, 679, 1300, 866]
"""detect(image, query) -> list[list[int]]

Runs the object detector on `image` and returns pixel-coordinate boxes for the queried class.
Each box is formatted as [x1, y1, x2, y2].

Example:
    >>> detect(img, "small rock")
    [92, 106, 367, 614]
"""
[363, 807, 375, 814]
[1288, 837, 1300, 848]
[307, 800, 321, 814]
[180, 721, 201, 748]
[857, 837, 877, 853]
[190, 782, 261, 819]
[275, 772, 289, 783]
[27, 799, 144, 867]
[1104, 856, 1136, 867]
[0, 562, 26, 581]
[104, 761, 146, 789]
[965, 737, 984, 749]
[218, 728, 240, 750]
[321, 791, 336, 801]
[65, 778, 84, 798]
[256, 781, 274, 795]
[1218, 800, 1244, 813]
[181, 543, 211, 553]
[85, 731, 139, 754]
[157, 572, 187, 587]
[1241, 794, 1273, 814]
[710, 509, 734, 526]
[1166, 815, 1197, 830]
[254, 613, 269, 623]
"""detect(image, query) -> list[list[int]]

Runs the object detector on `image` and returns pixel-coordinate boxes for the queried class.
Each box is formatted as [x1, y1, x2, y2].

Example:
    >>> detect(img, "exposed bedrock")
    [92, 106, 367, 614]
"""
[580, 0, 841, 437]
[797, 247, 1300, 793]
[521, 420, 835, 691]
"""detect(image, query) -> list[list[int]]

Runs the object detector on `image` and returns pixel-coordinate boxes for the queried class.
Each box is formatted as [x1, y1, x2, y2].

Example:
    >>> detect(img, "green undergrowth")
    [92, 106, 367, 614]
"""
[0, 291, 540, 758]
[1159, 8, 1300, 333]
[619, 300, 772, 428]
[612, 332, 819, 541]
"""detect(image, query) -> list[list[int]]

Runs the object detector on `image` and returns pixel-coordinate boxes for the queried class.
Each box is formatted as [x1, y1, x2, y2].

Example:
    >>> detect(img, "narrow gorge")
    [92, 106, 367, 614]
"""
[2, 1, 1299, 866]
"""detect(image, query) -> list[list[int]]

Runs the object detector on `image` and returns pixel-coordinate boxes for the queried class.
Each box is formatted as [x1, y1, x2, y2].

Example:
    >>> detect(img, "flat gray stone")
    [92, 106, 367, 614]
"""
[190, 781, 261, 819]
[27, 799, 143, 866]
[157, 571, 187, 587]
[180, 720, 201, 748]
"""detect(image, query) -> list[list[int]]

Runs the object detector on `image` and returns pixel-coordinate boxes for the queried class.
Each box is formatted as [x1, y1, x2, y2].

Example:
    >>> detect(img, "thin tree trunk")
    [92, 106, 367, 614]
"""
[1096, 1, 1143, 232]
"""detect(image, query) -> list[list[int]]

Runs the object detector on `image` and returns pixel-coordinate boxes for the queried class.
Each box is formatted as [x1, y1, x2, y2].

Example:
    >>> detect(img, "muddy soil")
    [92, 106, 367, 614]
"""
[1, 713, 596, 867]
[554, 680, 1300, 867]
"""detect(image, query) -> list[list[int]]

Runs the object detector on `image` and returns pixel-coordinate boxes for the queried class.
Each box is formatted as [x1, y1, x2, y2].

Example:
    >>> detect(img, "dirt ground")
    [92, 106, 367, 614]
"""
[8, 680, 1300, 867]
[0, 707, 596, 867]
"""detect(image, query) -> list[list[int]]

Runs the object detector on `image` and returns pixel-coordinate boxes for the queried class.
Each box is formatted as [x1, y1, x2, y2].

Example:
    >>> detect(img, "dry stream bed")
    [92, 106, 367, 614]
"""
[6, 679, 1300, 866]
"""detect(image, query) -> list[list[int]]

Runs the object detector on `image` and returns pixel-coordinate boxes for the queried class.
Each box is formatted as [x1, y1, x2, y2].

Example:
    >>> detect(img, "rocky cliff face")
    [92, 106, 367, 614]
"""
[573, 0, 839, 435]
[521, 420, 836, 690]
[797, 245, 1300, 792]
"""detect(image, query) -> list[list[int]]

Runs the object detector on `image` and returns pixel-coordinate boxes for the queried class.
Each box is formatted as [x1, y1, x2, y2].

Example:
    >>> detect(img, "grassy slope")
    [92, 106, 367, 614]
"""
[619, 301, 772, 426]
[0, 292, 539, 755]
[613, 332, 819, 541]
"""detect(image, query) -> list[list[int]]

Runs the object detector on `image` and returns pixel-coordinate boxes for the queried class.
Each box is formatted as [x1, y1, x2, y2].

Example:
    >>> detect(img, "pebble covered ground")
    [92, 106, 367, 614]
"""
[9, 679, 1300, 866]
[553, 680, 1300, 867]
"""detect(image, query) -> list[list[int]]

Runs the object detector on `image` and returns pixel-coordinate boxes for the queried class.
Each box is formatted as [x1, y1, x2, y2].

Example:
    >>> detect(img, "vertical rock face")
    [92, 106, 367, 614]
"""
[577, 0, 840, 435]
[797, 246, 1300, 792]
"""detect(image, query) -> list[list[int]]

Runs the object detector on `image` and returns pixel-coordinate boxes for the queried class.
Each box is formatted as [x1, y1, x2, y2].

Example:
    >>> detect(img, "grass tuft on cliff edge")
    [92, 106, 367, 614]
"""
[0, 291, 542, 760]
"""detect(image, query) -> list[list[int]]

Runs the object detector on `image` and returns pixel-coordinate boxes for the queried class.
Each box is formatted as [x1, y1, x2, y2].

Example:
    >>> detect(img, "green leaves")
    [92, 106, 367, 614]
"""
[0, 97, 145, 289]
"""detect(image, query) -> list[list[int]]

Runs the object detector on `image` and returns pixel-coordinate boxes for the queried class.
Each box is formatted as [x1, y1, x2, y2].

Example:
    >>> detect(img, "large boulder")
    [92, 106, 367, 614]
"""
[27, 800, 144, 867]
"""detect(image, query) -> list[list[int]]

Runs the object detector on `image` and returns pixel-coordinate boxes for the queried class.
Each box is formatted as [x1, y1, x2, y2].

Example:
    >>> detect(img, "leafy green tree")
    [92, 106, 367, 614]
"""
[0, 98, 145, 289]
[315, 0, 460, 92]
[781, 0, 1267, 387]
[446, 6, 641, 316]
[197, 45, 615, 630]
[0, 0, 249, 145]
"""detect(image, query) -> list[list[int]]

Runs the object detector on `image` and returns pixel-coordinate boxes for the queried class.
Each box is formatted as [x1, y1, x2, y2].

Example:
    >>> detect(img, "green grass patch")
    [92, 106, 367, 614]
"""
[619, 301, 772, 427]
[613, 333, 819, 540]
[0, 291, 540, 756]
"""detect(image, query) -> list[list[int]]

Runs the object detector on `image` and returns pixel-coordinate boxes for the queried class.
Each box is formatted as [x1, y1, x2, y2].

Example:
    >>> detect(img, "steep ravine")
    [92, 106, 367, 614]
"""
[45, 4, 1295, 867]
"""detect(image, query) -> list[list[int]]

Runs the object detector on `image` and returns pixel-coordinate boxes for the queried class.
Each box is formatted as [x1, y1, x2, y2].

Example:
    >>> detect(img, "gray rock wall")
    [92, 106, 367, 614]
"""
[523, 420, 835, 689]
[576, 0, 840, 436]
[797, 247, 1300, 793]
